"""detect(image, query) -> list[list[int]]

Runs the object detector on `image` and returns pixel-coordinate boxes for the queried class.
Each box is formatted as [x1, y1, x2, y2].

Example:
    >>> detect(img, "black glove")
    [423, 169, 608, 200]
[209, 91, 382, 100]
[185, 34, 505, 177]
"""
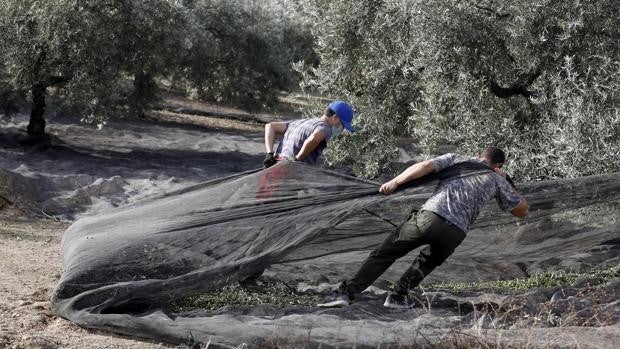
[263, 152, 277, 168]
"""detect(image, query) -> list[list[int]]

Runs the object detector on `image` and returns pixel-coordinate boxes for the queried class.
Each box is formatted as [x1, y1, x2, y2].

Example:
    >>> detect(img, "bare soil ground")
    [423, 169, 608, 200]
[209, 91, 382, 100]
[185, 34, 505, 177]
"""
[0, 207, 177, 349]
[0, 95, 289, 349]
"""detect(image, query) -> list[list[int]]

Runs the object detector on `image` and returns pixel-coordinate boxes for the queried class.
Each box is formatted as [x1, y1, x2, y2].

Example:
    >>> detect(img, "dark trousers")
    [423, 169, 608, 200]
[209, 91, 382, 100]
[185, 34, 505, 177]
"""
[340, 210, 466, 298]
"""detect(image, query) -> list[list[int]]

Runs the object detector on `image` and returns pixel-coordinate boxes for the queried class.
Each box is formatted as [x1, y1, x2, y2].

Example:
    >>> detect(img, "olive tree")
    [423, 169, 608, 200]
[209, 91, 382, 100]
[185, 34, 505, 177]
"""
[180, 0, 317, 110]
[295, 0, 430, 177]
[0, 0, 316, 136]
[0, 0, 186, 136]
[297, 0, 620, 180]
[411, 0, 620, 180]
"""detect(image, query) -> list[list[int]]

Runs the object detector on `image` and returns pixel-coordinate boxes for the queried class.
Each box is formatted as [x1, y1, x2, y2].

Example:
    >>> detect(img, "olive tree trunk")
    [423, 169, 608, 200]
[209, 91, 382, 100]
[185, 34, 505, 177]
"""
[26, 83, 47, 137]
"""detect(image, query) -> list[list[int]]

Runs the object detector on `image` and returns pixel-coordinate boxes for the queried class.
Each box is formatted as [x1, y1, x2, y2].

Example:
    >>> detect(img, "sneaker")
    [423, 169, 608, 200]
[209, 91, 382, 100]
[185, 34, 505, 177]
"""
[317, 291, 352, 308]
[383, 292, 414, 309]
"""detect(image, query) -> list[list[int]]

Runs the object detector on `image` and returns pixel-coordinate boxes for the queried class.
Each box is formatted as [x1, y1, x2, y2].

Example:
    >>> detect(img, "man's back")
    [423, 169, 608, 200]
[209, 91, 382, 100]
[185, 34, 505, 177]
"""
[276, 118, 331, 164]
[422, 153, 522, 232]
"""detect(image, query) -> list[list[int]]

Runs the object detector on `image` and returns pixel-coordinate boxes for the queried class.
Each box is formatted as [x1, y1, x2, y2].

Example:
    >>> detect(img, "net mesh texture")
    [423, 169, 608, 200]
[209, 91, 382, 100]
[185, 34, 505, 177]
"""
[50, 160, 620, 347]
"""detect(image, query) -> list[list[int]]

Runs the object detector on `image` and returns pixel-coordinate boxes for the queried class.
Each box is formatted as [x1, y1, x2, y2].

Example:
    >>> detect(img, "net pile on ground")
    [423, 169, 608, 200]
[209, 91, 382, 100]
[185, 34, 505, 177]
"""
[51, 161, 620, 347]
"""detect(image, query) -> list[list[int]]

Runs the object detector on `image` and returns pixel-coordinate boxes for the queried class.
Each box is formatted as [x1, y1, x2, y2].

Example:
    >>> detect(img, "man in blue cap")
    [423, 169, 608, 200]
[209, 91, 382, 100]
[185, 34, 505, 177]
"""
[241, 101, 354, 288]
[262, 100, 355, 168]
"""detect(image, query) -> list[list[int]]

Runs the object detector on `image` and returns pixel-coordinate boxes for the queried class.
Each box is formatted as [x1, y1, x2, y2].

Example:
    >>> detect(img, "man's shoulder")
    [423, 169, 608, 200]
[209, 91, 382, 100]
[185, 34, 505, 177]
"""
[431, 152, 470, 160]
[431, 153, 465, 171]
[287, 118, 321, 129]
[308, 118, 331, 134]
[294, 117, 327, 127]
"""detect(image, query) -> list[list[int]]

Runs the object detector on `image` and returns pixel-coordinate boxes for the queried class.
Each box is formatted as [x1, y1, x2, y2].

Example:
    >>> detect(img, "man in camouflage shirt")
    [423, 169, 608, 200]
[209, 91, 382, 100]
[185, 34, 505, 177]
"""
[318, 147, 529, 308]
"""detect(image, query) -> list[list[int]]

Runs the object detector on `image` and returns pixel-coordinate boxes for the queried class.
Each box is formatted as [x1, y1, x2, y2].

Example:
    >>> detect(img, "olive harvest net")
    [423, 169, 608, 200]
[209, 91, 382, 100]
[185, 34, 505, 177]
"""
[50, 160, 620, 347]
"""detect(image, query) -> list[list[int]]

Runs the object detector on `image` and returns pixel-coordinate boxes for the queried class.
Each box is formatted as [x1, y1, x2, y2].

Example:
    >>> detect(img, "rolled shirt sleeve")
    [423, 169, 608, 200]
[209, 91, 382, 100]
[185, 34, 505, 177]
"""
[495, 175, 522, 212]
[430, 153, 458, 172]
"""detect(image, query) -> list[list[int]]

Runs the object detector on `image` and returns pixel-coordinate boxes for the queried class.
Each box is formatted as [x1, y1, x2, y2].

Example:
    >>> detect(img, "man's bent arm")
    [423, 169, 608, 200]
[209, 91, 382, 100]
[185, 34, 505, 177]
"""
[295, 129, 326, 161]
[265, 122, 288, 153]
[380, 160, 437, 194]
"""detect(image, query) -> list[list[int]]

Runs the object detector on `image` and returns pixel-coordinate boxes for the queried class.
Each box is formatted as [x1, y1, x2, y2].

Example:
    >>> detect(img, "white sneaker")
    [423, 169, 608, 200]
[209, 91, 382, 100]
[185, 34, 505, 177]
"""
[317, 292, 352, 308]
[383, 292, 414, 309]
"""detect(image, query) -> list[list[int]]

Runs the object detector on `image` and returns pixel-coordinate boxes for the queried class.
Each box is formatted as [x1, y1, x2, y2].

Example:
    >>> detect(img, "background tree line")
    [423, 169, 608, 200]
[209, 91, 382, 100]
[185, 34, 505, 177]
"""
[1, 0, 618, 180]
[296, 0, 619, 180]
[0, 0, 316, 135]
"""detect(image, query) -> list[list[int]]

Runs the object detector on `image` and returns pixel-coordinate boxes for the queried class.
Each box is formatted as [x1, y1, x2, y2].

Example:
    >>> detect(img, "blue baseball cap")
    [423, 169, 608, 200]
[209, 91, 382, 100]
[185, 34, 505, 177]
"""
[328, 100, 355, 132]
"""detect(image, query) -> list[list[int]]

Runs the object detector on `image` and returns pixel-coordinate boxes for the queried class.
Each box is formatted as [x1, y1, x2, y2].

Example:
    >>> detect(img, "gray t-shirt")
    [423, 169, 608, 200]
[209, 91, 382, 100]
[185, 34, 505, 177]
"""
[421, 153, 522, 233]
[276, 118, 332, 164]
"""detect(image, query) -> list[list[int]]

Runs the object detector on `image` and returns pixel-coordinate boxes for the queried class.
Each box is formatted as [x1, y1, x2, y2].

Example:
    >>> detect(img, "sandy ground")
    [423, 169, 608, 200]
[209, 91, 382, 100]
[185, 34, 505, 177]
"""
[0, 207, 179, 349]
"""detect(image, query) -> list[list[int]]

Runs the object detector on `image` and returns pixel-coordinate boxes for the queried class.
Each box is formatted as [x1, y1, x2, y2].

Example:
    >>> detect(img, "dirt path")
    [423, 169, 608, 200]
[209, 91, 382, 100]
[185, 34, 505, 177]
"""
[0, 208, 176, 349]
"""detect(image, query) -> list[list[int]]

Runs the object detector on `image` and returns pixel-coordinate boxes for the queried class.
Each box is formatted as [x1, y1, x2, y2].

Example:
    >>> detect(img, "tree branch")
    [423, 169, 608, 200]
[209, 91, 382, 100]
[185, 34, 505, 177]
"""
[486, 69, 541, 99]
[205, 26, 235, 40]
[474, 3, 511, 19]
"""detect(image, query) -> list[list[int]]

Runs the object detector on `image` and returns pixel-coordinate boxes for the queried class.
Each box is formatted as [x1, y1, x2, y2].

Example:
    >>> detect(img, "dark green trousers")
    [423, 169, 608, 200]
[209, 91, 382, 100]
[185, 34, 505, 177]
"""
[340, 210, 466, 298]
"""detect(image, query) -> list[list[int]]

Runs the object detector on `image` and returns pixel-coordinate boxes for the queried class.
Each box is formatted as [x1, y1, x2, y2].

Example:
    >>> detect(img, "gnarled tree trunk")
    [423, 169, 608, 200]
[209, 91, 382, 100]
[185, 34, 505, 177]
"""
[130, 70, 157, 118]
[26, 83, 47, 137]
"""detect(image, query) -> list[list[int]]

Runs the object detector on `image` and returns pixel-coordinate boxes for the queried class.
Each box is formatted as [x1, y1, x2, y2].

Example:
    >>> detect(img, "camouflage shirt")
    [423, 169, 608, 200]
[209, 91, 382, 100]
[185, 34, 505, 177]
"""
[275, 118, 332, 165]
[420, 153, 522, 233]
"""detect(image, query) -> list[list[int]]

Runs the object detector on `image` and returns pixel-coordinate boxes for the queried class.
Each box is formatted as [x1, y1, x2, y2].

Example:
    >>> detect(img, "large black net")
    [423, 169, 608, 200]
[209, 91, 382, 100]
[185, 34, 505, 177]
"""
[50, 161, 620, 347]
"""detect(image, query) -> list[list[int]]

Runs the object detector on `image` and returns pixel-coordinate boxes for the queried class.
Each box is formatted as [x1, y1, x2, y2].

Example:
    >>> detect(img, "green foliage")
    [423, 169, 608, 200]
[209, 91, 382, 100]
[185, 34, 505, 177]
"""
[172, 266, 619, 312]
[170, 280, 321, 312]
[296, 0, 420, 178]
[0, 0, 316, 130]
[0, 0, 186, 125]
[430, 265, 620, 293]
[298, 0, 620, 180]
[180, 0, 317, 111]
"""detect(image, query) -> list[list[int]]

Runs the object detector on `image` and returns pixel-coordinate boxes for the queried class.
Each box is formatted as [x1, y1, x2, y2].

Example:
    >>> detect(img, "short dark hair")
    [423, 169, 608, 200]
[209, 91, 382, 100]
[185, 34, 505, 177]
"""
[325, 107, 336, 117]
[481, 146, 506, 165]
